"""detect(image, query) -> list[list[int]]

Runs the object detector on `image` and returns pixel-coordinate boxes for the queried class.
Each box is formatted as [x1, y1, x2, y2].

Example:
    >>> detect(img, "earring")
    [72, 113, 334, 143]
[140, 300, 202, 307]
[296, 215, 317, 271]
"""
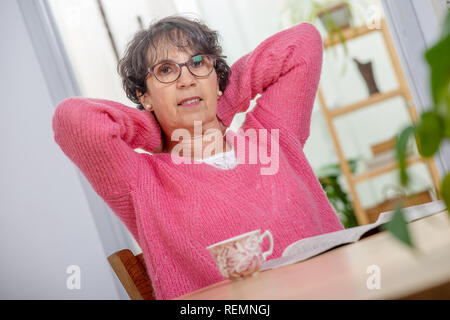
[217, 90, 223, 96]
[146, 104, 152, 111]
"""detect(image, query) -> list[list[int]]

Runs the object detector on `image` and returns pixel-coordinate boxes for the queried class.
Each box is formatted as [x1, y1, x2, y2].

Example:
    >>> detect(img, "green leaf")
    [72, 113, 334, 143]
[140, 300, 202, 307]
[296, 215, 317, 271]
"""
[415, 111, 444, 157]
[445, 111, 450, 138]
[396, 125, 416, 186]
[381, 207, 414, 248]
[348, 159, 359, 174]
[441, 173, 450, 217]
[425, 33, 450, 105]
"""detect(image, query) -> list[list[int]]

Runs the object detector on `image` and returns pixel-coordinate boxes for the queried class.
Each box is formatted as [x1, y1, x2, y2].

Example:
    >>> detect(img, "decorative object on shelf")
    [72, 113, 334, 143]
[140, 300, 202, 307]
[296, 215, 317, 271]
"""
[364, 150, 410, 171]
[317, 159, 360, 228]
[364, 136, 414, 170]
[370, 136, 397, 156]
[317, 1, 352, 31]
[283, 0, 358, 55]
[365, 185, 433, 224]
[353, 57, 380, 95]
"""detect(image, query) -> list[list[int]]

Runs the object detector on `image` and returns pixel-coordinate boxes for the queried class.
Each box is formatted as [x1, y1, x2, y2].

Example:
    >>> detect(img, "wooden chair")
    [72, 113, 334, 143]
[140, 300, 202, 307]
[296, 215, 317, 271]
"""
[107, 249, 156, 300]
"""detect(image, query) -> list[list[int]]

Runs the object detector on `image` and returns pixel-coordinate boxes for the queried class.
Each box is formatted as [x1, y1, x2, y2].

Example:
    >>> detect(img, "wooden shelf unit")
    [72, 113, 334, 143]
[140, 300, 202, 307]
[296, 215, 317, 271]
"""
[317, 18, 441, 225]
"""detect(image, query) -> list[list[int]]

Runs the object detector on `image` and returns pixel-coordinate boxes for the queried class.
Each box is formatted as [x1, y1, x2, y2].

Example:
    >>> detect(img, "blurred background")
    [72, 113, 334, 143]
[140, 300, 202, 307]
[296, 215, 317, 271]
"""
[1, 0, 449, 299]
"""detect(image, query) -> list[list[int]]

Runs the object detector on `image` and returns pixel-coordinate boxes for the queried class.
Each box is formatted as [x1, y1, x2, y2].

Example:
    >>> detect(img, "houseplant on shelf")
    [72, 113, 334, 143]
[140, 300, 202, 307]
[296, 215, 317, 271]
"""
[391, 11, 450, 248]
[283, 0, 361, 55]
[282, 0, 371, 76]
[317, 159, 359, 228]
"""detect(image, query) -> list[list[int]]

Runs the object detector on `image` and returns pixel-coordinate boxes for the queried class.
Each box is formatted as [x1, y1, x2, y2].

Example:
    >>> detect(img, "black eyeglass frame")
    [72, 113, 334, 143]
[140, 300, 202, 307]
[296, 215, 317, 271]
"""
[144, 54, 226, 83]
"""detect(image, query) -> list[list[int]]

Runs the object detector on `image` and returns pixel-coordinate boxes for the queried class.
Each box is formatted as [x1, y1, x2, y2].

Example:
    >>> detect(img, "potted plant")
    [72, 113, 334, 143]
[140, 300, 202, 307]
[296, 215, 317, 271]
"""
[391, 11, 450, 247]
[317, 1, 352, 29]
[316, 1, 353, 41]
[317, 158, 360, 228]
[283, 0, 360, 54]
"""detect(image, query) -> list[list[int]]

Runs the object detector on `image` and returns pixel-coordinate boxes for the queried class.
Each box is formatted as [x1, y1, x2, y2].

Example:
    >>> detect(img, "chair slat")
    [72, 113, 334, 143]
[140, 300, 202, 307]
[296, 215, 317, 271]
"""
[108, 249, 156, 300]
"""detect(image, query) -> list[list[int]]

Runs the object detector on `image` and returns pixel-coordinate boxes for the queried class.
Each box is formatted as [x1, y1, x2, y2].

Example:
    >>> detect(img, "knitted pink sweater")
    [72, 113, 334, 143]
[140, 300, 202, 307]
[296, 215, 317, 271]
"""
[52, 22, 343, 300]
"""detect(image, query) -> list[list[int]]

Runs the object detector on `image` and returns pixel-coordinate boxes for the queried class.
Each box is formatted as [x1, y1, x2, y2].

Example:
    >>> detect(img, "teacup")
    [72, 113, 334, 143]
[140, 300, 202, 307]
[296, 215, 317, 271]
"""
[206, 229, 274, 280]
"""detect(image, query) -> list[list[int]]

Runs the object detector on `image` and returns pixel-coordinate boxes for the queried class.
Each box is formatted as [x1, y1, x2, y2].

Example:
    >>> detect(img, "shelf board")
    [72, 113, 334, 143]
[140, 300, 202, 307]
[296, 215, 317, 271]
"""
[328, 88, 403, 118]
[352, 155, 424, 183]
[323, 19, 382, 49]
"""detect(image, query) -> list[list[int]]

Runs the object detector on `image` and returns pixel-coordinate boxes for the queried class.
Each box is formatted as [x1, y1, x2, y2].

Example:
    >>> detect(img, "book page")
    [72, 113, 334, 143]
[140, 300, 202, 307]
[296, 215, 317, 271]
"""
[261, 200, 446, 271]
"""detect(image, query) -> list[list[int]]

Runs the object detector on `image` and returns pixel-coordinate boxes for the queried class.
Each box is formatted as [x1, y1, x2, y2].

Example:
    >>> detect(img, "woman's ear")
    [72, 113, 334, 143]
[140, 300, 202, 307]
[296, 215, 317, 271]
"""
[137, 89, 153, 111]
[136, 89, 144, 105]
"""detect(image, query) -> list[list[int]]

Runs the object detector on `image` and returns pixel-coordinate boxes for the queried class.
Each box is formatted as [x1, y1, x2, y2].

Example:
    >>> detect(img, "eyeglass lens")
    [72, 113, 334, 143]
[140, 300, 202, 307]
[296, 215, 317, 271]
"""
[153, 55, 214, 83]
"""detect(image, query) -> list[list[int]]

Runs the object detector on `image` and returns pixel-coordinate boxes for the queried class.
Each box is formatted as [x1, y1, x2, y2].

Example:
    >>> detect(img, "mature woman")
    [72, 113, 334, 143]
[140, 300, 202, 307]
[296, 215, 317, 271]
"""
[52, 15, 344, 300]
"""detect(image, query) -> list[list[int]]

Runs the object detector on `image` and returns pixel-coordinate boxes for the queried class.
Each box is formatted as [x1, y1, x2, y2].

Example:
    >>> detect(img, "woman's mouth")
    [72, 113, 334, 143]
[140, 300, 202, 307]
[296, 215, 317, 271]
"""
[178, 98, 202, 107]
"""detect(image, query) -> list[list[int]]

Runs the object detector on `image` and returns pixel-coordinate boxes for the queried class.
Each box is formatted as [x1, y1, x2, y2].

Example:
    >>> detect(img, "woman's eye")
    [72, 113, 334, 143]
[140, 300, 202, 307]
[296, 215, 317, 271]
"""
[159, 65, 172, 74]
[191, 57, 204, 68]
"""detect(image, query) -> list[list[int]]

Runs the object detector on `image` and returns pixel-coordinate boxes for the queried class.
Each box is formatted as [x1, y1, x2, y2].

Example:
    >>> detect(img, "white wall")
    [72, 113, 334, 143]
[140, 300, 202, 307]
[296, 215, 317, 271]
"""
[429, 0, 449, 26]
[0, 0, 121, 299]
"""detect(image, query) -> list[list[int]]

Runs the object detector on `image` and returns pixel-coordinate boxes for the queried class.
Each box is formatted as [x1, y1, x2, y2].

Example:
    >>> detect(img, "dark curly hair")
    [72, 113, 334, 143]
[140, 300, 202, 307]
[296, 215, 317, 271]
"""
[117, 15, 231, 110]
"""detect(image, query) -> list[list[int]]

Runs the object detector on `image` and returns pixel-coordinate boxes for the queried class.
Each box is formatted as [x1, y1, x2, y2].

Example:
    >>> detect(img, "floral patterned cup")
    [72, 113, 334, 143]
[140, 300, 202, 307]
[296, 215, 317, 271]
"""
[206, 230, 274, 280]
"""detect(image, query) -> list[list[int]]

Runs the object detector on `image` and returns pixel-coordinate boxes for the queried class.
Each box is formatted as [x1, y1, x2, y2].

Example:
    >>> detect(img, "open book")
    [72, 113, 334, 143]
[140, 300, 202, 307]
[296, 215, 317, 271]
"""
[261, 200, 447, 271]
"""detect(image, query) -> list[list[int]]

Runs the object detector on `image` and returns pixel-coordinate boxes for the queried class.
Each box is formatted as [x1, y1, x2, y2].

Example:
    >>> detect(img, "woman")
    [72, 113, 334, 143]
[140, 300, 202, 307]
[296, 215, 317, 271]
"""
[52, 15, 344, 300]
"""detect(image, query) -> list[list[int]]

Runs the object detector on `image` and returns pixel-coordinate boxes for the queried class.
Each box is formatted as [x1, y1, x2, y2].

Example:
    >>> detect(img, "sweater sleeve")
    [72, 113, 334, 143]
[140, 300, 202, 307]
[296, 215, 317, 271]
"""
[217, 22, 323, 147]
[52, 97, 162, 200]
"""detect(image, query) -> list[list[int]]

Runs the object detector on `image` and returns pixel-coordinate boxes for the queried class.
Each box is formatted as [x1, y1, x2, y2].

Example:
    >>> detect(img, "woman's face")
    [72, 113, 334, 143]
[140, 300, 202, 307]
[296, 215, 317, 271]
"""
[139, 45, 220, 137]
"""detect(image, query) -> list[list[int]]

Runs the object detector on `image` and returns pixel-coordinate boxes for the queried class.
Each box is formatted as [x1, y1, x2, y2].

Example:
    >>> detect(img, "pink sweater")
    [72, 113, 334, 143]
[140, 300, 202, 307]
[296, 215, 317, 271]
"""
[52, 22, 343, 300]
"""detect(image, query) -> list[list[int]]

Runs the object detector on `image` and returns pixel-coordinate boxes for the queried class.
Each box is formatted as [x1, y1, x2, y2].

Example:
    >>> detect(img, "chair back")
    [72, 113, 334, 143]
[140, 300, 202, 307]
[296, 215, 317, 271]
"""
[107, 249, 156, 300]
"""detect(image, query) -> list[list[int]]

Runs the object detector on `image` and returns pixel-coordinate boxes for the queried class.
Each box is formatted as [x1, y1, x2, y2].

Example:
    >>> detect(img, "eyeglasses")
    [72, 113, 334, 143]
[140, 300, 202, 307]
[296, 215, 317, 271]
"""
[145, 54, 225, 83]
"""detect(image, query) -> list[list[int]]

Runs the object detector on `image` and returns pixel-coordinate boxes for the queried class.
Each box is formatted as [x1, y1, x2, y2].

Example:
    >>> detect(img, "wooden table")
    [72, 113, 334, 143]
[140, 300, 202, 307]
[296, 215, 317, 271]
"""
[176, 210, 450, 299]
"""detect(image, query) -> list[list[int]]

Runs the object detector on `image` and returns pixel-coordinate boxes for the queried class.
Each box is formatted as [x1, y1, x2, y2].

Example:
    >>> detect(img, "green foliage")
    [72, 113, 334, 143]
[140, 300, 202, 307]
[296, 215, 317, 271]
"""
[415, 111, 445, 157]
[283, 1, 371, 75]
[425, 17, 450, 107]
[317, 159, 359, 228]
[396, 125, 415, 186]
[284, 1, 356, 58]
[381, 206, 414, 248]
[316, 0, 353, 53]
[442, 174, 450, 209]
[394, 11, 450, 248]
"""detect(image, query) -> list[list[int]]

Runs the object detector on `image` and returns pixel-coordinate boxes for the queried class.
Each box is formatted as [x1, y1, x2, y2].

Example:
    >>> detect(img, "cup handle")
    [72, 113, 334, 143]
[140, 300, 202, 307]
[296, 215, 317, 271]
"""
[261, 230, 274, 260]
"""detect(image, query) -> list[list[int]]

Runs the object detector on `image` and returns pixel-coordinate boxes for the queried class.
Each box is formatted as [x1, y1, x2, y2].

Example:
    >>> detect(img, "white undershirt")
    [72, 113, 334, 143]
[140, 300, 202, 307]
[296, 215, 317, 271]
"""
[195, 148, 238, 170]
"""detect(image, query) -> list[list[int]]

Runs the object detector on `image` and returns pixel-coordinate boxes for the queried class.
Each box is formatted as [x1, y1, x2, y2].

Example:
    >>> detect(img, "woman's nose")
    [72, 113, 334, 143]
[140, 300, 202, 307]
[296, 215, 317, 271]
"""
[176, 65, 196, 88]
